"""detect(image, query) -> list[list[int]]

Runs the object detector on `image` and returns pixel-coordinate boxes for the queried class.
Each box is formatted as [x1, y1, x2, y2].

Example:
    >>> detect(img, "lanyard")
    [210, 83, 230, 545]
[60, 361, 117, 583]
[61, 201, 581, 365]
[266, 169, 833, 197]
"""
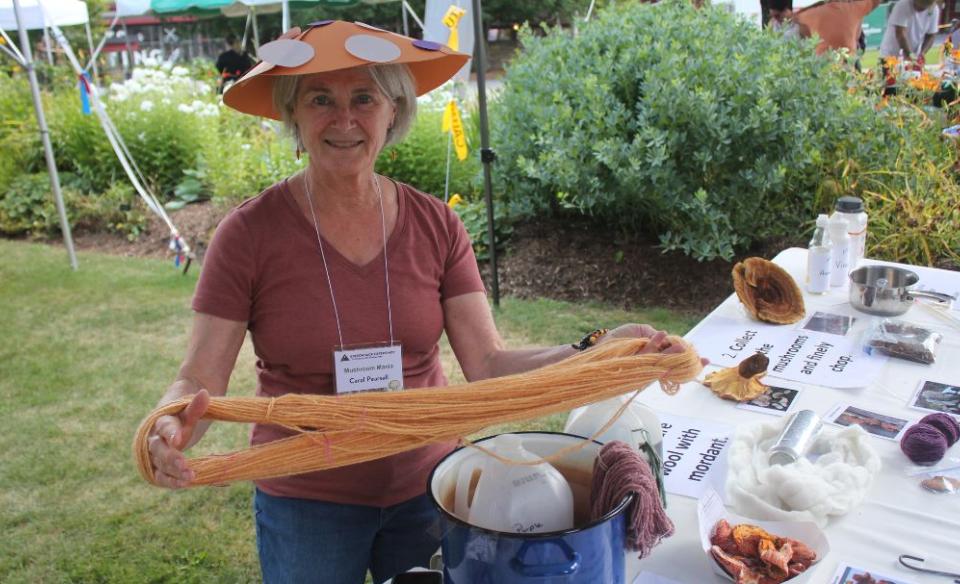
[303, 172, 395, 347]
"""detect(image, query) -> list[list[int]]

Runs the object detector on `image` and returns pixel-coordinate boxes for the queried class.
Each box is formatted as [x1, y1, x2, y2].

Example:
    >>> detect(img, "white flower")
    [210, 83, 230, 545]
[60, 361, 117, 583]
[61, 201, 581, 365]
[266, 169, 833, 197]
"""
[178, 103, 193, 113]
[171, 66, 189, 77]
[140, 100, 154, 112]
[241, 144, 251, 150]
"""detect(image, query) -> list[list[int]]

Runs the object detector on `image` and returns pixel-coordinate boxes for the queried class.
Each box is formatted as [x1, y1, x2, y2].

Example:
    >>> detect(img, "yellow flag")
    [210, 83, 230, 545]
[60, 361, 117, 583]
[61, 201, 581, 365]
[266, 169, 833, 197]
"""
[447, 28, 460, 52]
[442, 100, 453, 133]
[442, 5, 465, 28]
[447, 100, 468, 162]
[442, 5, 466, 51]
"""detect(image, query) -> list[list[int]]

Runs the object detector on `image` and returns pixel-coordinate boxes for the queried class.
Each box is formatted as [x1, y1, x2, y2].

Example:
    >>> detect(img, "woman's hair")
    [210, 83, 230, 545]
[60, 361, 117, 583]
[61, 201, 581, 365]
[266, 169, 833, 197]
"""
[271, 63, 417, 149]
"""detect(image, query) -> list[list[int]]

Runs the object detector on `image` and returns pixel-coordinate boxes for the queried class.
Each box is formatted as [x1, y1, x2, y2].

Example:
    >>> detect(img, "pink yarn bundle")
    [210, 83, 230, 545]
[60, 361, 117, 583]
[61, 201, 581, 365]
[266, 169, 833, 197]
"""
[900, 413, 960, 465]
[590, 440, 674, 558]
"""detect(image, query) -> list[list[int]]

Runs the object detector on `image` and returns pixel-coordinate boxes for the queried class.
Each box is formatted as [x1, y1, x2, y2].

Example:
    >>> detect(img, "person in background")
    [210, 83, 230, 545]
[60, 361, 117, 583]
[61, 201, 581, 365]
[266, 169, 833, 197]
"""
[879, 0, 940, 64]
[767, 0, 810, 39]
[215, 33, 253, 93]
[768, 0, 880, 65]
[792, 0, 882, 59]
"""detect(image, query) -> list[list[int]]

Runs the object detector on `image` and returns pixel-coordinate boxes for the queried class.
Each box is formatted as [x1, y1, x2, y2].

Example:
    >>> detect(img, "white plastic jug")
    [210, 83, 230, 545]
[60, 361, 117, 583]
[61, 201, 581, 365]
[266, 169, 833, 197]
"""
[564, 395, 662, 454]
[453, 434, 574, 534]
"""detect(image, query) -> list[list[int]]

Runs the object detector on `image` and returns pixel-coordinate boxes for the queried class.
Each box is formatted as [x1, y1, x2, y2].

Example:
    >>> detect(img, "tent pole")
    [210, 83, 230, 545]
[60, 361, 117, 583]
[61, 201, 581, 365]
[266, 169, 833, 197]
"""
[11, 0, 78, 270]
[402, 1, 409, 36]
[43, 27, 53, 63]
[84, 21, 100, 85]
[470, 0, 498, 307]
[241, 10, 252, 54]
[282, 0, 290, 32]
[251, 7, 260, 53]
[86, 15, 118, 74]
[121, 20, 133, 78]
[0, 26, 25, 63]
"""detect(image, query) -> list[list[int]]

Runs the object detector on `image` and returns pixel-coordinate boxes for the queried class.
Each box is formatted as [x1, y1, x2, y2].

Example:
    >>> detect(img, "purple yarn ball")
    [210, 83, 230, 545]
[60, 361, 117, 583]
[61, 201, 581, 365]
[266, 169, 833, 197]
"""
[901, 423, 949, 465]
[919, 413, 960, 446]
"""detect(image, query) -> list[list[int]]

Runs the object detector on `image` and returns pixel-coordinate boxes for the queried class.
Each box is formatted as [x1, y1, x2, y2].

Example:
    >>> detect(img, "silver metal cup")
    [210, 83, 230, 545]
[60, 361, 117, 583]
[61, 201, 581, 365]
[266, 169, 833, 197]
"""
[769, 410, 823, 465]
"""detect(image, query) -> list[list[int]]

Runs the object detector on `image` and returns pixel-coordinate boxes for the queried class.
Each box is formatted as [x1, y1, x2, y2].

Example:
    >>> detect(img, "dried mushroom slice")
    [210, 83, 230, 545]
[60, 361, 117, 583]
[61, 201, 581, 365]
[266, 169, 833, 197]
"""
[703, 353, 769, 402]
[733, 257, 805, 324]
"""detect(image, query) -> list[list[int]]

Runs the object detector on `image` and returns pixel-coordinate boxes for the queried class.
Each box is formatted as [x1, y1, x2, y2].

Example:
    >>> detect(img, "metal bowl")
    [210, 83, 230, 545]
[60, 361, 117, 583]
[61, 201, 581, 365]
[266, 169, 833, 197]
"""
[848, 266, 955, 316]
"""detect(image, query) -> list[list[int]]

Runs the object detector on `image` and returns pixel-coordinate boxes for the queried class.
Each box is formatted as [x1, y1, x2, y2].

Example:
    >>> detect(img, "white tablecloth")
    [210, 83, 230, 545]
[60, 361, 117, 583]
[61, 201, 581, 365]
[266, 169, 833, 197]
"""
[614, 248, 960, 583]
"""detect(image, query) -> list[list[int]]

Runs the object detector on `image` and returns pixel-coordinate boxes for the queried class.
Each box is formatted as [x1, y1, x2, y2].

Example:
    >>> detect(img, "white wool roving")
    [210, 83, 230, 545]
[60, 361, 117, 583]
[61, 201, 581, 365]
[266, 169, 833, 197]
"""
[725, 419, 882, 527]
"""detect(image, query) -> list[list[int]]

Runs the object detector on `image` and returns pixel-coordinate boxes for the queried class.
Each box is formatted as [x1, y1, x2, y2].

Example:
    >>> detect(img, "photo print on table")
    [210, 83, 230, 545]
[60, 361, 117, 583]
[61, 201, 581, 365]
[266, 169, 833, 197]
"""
[825, 403, 910, 441]
[830, 563, 916, 584]
[737, 385, 802, 416]
[910, 380, 960, 416]
[802, 312, 856, 336]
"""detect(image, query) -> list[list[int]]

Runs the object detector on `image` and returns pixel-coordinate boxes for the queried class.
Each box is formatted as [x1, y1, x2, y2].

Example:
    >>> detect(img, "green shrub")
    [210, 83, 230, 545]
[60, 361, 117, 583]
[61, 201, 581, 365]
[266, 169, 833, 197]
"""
[814, 100, 960, 267]
[494, 0, 896, 260]
[0, 173, 67, 235]
[0, 173, 147, 239]
[70, 182, 149, 241]
[43, 64, 218, 198]
[449, 195, 513, 261]
[203, 107, 303, 205]
[377, 101, 482, 199]
[0, 75, 43, 191]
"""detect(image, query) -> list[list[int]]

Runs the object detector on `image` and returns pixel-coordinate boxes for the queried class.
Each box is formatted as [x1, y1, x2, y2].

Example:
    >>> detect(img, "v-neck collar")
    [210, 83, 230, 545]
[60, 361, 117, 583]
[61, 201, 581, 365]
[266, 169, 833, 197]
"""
[281, 177, 407, 275]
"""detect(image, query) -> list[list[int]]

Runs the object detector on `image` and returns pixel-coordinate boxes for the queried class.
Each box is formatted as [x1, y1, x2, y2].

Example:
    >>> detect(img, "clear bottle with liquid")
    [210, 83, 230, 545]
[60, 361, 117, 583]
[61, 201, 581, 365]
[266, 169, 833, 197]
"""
[828, 215, 851, 288]
[830, 196, 868, 268]
[806, 214, 832, 294]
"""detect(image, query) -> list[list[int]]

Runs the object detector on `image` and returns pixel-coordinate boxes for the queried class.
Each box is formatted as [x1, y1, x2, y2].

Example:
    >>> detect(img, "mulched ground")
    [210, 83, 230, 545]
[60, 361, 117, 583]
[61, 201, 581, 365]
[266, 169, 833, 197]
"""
[486, 218, 806, 316]
[53, 202, 812, 317]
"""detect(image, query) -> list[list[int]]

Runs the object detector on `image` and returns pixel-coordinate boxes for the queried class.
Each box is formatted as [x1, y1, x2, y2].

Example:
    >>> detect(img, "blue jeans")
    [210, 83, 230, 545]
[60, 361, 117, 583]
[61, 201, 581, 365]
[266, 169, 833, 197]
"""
[254, 489, 441, 584]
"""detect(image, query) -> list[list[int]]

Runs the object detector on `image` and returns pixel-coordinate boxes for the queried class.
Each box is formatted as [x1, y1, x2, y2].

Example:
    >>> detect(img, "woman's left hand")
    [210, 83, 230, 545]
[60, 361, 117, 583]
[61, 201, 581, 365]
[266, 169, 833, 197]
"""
[596, 323, 709, 365]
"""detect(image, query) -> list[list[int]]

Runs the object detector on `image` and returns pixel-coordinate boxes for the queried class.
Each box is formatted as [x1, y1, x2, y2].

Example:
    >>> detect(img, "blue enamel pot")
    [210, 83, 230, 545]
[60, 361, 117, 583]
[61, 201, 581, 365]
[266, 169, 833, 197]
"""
[428, 432, 631, 584]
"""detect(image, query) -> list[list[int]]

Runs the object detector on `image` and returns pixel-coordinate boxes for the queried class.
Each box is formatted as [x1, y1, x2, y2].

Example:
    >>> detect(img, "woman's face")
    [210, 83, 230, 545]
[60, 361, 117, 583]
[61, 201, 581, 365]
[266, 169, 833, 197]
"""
[293, 67, 396, 178]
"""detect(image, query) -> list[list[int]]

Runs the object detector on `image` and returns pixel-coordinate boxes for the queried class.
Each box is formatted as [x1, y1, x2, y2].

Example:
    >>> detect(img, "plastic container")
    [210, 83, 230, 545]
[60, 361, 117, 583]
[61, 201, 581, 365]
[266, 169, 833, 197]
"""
[831, 196, 868, 268]
[564, 396, 662, 454]
[806, 214, 832, 294]
[828, 215, 850, 288]
[453, 434, 574, 534]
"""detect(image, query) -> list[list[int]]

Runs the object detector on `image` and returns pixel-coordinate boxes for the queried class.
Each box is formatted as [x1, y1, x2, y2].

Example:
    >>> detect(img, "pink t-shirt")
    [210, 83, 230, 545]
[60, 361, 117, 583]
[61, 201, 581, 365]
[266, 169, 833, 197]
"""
[192, 178, 485, 507]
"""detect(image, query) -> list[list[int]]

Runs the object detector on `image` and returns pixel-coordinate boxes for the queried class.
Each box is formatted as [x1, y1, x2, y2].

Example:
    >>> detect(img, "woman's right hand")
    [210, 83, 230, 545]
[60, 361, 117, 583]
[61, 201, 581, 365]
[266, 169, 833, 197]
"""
[146, 389, 211, 489]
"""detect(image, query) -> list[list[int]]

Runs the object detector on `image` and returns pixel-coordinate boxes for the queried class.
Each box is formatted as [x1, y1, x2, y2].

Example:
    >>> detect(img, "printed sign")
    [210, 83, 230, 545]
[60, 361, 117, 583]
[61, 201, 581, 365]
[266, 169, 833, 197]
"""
[688, 317, 888, 388]
[659, 413, 733, 499]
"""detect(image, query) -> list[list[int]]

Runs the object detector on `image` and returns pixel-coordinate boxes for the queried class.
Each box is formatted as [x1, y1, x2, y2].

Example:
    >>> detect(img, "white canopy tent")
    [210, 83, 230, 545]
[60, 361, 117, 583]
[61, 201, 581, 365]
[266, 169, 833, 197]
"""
[0, 0, 87, 29]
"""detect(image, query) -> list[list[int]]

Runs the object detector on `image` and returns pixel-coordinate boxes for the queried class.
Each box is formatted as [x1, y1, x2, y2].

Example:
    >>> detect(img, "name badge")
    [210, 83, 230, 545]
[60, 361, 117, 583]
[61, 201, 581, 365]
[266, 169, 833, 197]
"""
[333, 344, 404, 394]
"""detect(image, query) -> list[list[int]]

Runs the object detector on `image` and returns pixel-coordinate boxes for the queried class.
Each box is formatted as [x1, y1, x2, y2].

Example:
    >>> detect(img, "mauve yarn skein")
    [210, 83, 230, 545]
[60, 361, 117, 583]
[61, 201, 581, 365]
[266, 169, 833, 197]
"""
[590, 440, 674, 559]
[900, 424, 949, 465]
[919, 413, 960, 446]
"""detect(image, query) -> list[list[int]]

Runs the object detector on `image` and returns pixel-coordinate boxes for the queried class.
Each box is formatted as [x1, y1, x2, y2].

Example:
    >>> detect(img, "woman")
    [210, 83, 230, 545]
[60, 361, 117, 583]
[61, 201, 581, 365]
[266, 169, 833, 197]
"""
[145, 21, 685, 584]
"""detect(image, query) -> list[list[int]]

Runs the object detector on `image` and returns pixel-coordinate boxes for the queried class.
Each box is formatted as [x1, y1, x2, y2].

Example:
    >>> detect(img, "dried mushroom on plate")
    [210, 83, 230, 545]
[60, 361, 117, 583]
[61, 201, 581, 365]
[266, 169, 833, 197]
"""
[733, 258, 805, 325]
[710, 519, 817, 584]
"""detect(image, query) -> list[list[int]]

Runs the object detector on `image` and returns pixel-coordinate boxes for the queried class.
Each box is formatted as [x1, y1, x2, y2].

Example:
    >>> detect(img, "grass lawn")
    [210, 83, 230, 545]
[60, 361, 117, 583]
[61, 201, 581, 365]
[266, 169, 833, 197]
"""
[0, 239, 701, 583]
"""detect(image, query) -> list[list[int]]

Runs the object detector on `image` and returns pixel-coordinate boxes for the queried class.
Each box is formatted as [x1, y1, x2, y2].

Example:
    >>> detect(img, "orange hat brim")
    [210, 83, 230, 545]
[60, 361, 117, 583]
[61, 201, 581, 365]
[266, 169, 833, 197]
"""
[223, 21, 470, 120]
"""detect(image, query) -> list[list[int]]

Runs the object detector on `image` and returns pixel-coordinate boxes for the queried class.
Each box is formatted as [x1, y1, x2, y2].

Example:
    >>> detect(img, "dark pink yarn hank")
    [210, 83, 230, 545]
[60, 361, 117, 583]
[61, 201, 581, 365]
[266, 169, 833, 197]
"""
[900, 423, 949, 465]
[919, 413, 960, 446]
[590, 440, 674, 558]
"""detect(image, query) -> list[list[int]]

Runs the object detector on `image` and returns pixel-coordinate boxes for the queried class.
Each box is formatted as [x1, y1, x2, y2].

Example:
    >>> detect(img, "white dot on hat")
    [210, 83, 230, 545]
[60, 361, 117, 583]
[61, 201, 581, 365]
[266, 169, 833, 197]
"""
[344, 35, 402, 63]
[258, 39, 315, 68]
